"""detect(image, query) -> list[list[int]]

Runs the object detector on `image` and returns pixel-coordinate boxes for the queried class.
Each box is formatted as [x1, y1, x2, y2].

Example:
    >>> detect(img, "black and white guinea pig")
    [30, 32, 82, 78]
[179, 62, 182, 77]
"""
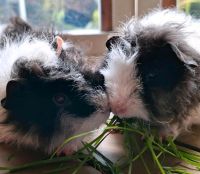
[0, 17, 104, 74]
[0, 18, 109, 155]
[100, 9, 200, 137]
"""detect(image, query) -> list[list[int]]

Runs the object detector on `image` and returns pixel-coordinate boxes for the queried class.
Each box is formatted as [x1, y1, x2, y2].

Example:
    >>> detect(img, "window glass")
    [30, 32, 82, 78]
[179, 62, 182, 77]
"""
[177, 0, 200, 18]
[0, 0, 101, 31]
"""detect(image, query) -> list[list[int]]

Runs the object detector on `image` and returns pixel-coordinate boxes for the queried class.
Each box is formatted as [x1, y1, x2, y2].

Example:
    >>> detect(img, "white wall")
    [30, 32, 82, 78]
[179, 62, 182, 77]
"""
[112, 0, 135, 30]
[112, 0, 161, 29]
[138, 0, 161, 16]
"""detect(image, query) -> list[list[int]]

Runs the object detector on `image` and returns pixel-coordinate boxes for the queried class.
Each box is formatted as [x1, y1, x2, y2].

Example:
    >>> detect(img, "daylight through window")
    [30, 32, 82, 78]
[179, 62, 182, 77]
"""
[0, 0, 101, 31]
[177, 0, 200, 18]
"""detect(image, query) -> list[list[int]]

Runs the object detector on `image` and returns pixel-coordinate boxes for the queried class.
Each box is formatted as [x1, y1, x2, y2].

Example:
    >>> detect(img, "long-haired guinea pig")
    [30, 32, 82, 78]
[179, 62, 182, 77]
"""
[100, 9, 200, 138]
[0, 17, 104, 74]
[0, 19, 109, 155]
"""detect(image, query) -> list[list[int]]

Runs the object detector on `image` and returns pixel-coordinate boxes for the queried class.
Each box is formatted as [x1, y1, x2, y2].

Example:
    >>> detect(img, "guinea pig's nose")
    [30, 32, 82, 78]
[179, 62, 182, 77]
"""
[111, 102, 127, 116]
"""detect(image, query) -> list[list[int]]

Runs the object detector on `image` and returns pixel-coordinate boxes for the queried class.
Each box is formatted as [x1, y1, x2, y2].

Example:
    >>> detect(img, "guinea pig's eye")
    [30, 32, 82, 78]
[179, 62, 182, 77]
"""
[131, 41, 137, 48]
[53, 93, 67, 105]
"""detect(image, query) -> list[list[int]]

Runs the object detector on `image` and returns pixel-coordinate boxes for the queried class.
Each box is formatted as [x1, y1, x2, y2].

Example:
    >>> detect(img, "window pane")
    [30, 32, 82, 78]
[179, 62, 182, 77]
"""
[0, 0, 101, 31]
[177, 0, 200, 18]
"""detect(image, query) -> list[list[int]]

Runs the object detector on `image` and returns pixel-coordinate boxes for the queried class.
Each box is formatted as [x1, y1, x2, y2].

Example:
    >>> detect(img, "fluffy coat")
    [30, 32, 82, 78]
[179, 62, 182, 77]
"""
[100, 9, 200, 137]
[0, 18, 109, 154]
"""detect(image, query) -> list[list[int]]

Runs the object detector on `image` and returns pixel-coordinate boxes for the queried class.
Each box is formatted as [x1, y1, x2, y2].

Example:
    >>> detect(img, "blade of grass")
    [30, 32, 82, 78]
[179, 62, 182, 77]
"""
[178, 150, 200, 162]
[128, 162, 132, 174]
[175, 140, 200, 154]
[146, 136, 166, 174]
[163, 166, 192, 174]
[43, 166, 75, 174]
[128, 133, 151, 174]
[168, 138, 182, 158]
[156, 141, 173, 159]
[84, 143, 118, 174]
[152, 141, 176, 158]
[131, 146, 148, 162]
[1, 156, 81, 173]
[51, 129, 98, 158]
[72, 131, 112, 174]
[105, 126, 144, 136]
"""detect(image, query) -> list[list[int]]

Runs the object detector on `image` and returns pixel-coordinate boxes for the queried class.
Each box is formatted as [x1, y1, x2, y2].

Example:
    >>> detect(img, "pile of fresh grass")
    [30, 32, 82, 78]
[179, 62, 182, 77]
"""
[1, 116, 200, 174]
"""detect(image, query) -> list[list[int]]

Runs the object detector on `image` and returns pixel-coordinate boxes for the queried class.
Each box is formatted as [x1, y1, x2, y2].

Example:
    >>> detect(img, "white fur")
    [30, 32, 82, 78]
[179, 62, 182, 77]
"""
[48, 88, 110, 154]
[48, 110, 110, 154]
[122, 9, 200, 60]
[0, 36, 59, 99]
[0, 25, 6, 36]
[101, 46, 149, 120]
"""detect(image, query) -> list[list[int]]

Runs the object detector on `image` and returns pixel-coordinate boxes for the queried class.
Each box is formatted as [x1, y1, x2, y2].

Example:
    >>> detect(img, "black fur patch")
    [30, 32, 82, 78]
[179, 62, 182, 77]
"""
[137, 43, 186, 91]
[136, 42, 187, 117]
[83, 71, 105, 90]
[1, 61, 97, 137]
[107, 36, 132, 56]
[106, 36, 120, 51]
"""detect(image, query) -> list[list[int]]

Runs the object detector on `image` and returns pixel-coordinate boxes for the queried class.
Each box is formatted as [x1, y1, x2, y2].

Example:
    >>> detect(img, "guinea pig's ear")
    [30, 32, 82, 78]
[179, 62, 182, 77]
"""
[173, 44, 198, 69]
[83, 71, 105, 89]
[51, 36, 64, 57]
[15, 60, 46, 79]
[137, 43, 198, 91]
[10, 17, 32, 32]
[30, 63, 46, 77]
[106, 36, 120, 51]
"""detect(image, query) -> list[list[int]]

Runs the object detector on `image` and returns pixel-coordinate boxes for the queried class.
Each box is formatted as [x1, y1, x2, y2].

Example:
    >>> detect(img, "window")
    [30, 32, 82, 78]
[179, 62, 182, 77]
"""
[177, 0, 200, 18]
[0, 0, 106, 32]
[162, 0, 200, 18]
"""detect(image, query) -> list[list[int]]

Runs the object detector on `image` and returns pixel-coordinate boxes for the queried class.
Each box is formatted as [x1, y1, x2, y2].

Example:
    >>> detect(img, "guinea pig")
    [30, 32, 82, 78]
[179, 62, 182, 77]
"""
[0, 19, 109, 155]
[0, 17, 105, 73]
[100, 9, 200, 138]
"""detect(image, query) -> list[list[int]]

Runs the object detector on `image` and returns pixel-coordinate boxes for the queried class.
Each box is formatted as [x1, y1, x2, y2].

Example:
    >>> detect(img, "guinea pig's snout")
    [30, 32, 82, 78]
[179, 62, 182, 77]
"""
[110, 101, 128, 116]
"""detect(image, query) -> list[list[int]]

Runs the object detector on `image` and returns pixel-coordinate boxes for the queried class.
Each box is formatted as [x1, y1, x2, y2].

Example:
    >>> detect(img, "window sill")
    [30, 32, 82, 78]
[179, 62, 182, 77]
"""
[62, 29, 109, 36]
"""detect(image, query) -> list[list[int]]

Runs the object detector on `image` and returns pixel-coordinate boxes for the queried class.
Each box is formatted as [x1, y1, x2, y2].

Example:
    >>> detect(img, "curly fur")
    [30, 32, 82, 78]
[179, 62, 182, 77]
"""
[0, 18, 109, 154]
[101, 9, 200, 137]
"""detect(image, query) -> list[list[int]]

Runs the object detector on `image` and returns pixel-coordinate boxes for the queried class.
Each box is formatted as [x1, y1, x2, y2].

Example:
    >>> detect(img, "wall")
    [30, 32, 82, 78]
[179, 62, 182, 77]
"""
[65, 0, 161, 57]
[112, 0, 135, 30]
[112, 0, 161, 29]
[138, 0, 161, 16]
[62, 33, 108, 57]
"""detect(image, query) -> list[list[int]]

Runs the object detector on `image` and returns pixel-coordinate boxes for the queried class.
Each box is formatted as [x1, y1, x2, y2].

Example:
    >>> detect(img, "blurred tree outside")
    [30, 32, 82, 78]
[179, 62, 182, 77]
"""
[0, 0, 100, 31]
[178, 0, 200, 18]
[0, 0, 19, 23]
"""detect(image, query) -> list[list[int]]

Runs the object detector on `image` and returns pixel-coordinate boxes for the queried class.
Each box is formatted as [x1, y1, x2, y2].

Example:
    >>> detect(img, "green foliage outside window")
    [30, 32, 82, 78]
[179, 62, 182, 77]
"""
[178, 0, 200, 18]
